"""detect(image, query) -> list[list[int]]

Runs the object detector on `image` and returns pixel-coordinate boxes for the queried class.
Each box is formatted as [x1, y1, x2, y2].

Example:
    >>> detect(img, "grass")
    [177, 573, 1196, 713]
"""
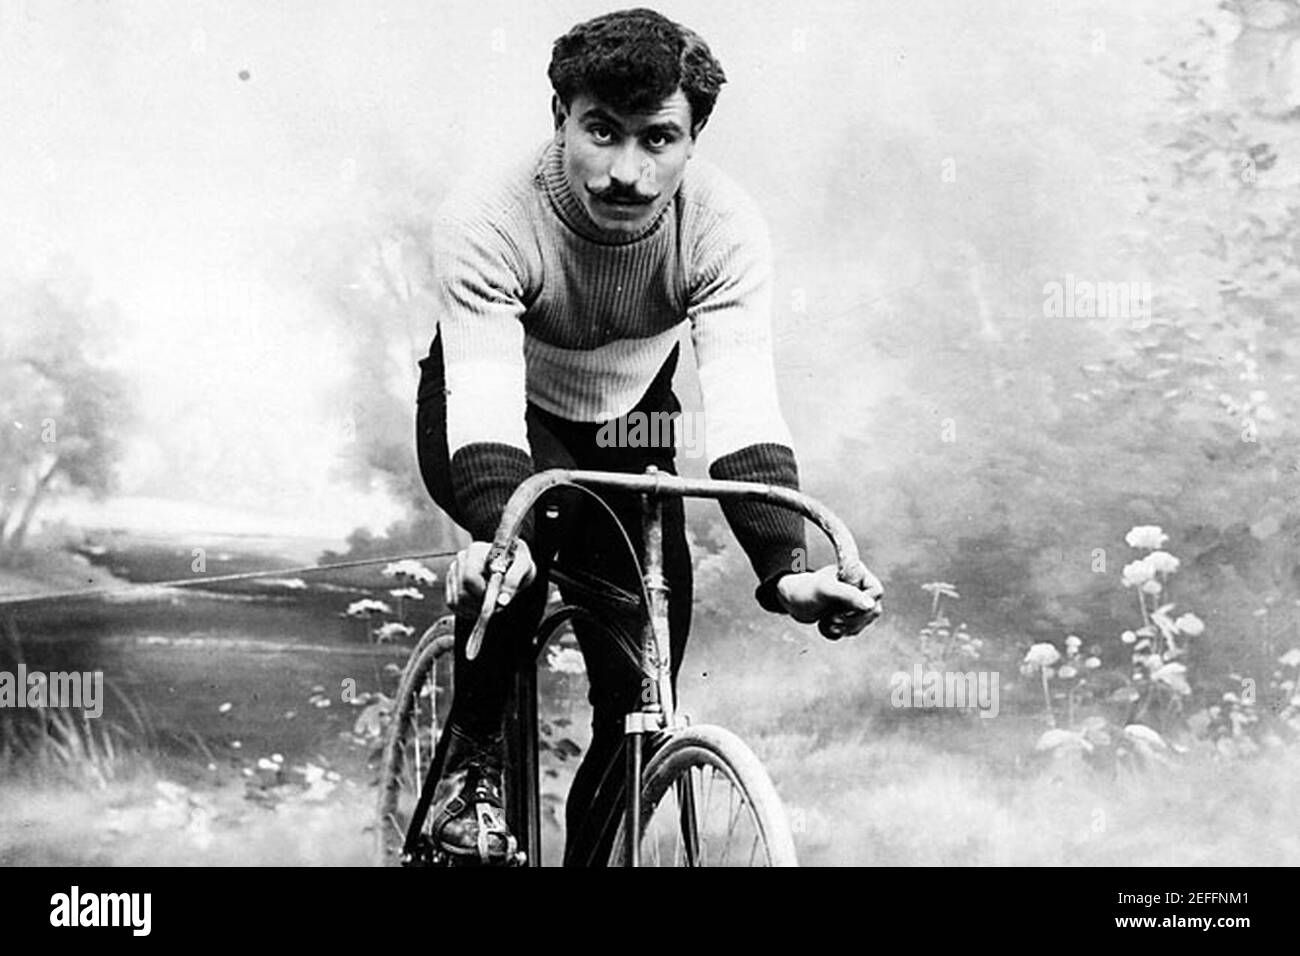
[3, 552, 1298, 867]
[679, 611, 1300, 867]
[0, 773, 375, 866]
[753, 721, 1300, 866]
[0, 706, 149, 790]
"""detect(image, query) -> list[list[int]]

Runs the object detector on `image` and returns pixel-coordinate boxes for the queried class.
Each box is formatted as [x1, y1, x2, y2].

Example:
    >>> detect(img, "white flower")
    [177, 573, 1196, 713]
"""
[1279, 649, 1300, 669]
[1121, 630, 1136, 644]
[1023, 643, 1061, 668]
[1144, 551, 1180, 575]
[346, 599, 392, 617]
[1085, 657, 1101, 669]
[1125, 526, 1168, 550]
[920, 582, 960, 600]
[381, 560, 438, 586]
[388, 587, 424, 601]
[374, 622, 415, 643]
[1174, 613, 1204, 636]
[1152, 662, 1191, 695]
[1058, 665, 1078, 679]
[1065, 635, 1082, 653]
[1122, 560, 1154, 588]
[1142, 580, 1163, 595]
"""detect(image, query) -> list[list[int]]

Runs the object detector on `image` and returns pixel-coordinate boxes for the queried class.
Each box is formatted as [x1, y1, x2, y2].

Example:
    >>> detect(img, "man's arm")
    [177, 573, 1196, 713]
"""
[687, 185, 808, 613]
[688, 189, 881, 633]
[430, 206, 537, 547]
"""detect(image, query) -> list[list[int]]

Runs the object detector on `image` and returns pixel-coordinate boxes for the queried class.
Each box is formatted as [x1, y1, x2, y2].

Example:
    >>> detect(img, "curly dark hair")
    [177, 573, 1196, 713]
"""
[548, 8, 727, 134]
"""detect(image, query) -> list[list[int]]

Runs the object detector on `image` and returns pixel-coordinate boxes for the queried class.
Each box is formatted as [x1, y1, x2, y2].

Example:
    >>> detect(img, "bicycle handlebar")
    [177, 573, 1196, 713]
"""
[465, 468, 874, 659]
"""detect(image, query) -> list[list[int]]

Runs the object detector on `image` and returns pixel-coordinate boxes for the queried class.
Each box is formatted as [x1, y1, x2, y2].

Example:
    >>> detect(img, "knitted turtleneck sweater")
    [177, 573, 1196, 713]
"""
[429, 138, 806, 611]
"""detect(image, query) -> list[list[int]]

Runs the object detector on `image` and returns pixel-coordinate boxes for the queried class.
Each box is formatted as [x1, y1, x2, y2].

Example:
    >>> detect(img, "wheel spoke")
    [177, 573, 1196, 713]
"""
[627, 736, 793, 867]
[413, 712, 423, 789]
[722, 783, 742, 865]
[375, 631, 455, 866]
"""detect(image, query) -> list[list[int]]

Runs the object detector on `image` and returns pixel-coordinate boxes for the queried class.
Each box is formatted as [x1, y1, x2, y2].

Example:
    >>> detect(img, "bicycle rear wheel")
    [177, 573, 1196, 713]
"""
[375, 616, 455, 866]
[607, 724, 798, 867]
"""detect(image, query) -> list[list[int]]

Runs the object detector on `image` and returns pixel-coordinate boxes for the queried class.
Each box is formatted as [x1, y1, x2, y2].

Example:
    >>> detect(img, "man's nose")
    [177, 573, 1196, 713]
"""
[609, 143, 646, 187]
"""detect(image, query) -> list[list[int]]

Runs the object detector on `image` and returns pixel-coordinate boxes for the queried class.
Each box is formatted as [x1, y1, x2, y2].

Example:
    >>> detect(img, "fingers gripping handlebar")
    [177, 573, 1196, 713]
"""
[464, 468, 874, 660]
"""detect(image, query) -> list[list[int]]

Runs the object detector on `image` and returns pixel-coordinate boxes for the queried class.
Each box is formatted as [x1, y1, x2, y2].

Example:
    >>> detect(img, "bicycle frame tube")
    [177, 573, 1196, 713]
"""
[504, 663, 540, 868]
[640, 474, 676, 724]
[622, 469, 676, 866]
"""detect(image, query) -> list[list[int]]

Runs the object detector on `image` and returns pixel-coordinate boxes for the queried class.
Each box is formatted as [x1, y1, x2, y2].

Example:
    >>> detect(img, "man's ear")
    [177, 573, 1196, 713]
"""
[551, 94, 567, 144]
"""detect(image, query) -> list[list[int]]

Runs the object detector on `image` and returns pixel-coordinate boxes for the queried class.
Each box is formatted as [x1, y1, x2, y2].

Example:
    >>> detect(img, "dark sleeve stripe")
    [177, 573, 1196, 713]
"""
[448, 442, 536, 545]
[708, 442, 807, 614]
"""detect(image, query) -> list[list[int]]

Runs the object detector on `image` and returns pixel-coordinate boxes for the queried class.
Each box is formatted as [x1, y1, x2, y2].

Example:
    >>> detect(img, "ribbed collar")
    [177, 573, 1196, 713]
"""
[539, 138, 672, 246]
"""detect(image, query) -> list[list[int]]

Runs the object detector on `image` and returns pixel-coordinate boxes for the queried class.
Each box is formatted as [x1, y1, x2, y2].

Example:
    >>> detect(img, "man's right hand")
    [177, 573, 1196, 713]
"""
[444, 539, 537, 612]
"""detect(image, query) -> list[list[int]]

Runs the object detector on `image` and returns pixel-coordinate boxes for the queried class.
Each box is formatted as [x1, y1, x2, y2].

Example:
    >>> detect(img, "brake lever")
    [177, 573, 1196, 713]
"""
[465, 573, 503, 660]
[465, 542, 514, 661]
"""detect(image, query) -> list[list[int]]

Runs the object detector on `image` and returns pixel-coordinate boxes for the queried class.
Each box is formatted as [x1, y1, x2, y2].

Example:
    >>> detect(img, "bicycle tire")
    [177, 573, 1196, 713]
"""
[607, 724, 799, 867]
[375, 617, 455, 866]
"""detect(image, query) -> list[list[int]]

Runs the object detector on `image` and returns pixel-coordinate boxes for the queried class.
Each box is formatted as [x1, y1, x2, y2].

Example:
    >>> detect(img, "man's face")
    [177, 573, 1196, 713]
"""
[552, 88, 697, 236]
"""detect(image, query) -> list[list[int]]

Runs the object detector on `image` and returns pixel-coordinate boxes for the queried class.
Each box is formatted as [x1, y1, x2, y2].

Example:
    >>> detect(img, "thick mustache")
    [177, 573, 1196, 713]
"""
[586, 183, 658, 205]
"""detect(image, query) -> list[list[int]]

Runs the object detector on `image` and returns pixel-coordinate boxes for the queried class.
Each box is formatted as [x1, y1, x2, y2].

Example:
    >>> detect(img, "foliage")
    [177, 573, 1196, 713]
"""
[791, 6, 1300, 678]
[1013, 521, 1300, 775]
[915, 581, 983, 674]
[0, 623, 155, 788]
[1020, 526, 1205, 768]
[0, 260, 135, 556]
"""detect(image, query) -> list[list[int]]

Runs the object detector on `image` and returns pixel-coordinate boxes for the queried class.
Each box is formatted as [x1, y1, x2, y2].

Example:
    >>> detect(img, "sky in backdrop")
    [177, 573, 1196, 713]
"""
[0, 0, 1209, 539]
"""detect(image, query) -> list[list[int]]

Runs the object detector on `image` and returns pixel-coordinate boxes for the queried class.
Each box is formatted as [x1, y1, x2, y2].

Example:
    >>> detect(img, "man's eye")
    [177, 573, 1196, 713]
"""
[590, 126, 613, 143]
[645, 133, 673, 150]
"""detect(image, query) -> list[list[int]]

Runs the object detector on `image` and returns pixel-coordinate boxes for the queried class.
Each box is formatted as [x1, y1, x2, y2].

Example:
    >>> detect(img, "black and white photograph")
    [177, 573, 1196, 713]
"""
[0, 0, 1293, 912]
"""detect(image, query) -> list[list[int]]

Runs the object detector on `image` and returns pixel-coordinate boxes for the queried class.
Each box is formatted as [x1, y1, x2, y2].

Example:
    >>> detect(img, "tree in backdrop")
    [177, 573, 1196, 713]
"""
[0, 259, 135, 557]
[302, 158, 464, 561]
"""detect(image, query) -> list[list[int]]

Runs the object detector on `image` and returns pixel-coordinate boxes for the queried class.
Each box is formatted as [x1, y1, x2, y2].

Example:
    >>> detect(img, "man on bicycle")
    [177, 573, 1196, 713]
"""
[416, 7, 883, 865]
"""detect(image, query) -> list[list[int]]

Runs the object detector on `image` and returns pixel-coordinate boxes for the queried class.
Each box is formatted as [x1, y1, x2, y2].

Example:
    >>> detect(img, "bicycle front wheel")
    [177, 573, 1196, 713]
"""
[607, 724, 798, 867]
[375, 616, 454, 866]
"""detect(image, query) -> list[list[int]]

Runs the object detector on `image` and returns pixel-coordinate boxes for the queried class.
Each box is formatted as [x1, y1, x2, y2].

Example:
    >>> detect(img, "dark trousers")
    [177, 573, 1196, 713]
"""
[415, 333, 693, 866]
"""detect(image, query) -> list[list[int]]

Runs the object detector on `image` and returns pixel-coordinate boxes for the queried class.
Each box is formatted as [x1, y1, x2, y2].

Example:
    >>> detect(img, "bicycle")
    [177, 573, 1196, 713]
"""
[375, 465, 877, 867]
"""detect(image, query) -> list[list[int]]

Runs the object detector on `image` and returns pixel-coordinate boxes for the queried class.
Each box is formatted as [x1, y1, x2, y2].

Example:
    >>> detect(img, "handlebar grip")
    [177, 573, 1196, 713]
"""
[839, 557, 868, 589]
[818, 558, 881, 641]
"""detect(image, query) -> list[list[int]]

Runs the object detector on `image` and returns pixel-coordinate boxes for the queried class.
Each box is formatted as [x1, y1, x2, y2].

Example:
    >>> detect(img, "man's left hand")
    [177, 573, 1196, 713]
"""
[775, 564, 884, 638]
